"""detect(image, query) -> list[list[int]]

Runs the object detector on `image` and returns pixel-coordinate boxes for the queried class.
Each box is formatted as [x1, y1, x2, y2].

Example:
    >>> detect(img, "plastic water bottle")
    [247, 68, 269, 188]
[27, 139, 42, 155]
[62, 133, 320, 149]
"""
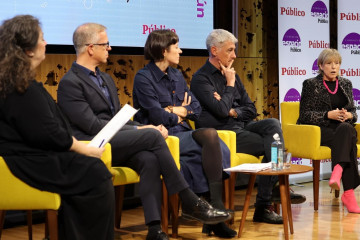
[271, 133, 283, 170]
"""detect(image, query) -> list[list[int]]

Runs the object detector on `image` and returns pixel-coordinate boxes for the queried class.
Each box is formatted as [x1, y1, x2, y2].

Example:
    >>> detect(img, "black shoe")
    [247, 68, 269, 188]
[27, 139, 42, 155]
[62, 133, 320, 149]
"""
[271, 185, 306, 204]
[202, 222, 237, 238]
[182, 198, 231, 224]
[146, 230, 169, 240]
[253, 205, 283, 224]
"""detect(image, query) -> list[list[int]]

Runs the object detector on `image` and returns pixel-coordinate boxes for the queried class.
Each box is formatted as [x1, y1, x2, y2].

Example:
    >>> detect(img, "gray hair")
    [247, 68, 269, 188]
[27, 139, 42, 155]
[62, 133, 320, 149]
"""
[317, 48, 342, 74]
[206, 29, 238, 56]
[73, 23, 107, 55]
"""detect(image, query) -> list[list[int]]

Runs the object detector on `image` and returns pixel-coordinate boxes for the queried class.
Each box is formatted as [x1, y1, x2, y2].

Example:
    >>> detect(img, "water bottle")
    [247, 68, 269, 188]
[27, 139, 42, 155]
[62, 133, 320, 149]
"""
[271, 133, 283, 170]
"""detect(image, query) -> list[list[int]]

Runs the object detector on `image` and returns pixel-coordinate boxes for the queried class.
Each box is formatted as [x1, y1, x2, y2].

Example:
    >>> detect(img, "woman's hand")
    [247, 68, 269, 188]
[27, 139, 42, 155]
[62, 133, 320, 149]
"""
[70, 137, 105, 158]
[328, 108, 352, 122]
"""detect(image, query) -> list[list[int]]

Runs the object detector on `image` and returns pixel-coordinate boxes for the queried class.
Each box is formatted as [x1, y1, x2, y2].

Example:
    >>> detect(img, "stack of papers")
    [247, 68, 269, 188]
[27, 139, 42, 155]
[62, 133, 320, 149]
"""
[224, 162, 272, 173]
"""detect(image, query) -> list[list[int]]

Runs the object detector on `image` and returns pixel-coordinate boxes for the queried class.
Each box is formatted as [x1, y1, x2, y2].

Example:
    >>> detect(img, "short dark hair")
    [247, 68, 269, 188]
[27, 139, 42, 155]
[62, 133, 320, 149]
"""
[144, 30, 179, 61]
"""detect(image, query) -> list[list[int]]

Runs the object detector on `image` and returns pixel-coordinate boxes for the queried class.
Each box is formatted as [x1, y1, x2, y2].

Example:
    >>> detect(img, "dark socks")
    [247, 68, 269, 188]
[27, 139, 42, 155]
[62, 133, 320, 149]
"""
[179, 188, 200, 208]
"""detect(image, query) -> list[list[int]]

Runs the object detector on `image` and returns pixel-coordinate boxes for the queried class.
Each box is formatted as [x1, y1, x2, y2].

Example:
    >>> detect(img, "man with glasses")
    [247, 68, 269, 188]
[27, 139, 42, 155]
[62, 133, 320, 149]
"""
[57, 23, 231, 240]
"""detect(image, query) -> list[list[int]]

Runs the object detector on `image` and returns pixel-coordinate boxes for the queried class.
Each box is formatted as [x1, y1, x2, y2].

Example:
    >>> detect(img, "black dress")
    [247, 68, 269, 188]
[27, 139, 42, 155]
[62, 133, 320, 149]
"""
[0, 81, 114, 240]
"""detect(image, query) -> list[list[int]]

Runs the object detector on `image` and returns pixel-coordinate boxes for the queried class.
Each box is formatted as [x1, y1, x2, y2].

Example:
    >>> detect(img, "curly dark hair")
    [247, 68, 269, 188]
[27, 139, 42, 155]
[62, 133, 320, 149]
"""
[0, 15, 40, 98]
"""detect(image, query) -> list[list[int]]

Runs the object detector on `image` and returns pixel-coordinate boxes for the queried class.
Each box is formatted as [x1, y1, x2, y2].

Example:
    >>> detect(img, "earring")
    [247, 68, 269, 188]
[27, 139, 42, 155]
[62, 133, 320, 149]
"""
[28, 52, 34, 57]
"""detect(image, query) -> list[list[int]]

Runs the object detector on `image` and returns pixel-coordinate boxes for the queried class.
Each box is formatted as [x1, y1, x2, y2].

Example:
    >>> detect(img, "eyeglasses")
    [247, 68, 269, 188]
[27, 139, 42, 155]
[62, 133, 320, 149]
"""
[85, 41, 110, 48]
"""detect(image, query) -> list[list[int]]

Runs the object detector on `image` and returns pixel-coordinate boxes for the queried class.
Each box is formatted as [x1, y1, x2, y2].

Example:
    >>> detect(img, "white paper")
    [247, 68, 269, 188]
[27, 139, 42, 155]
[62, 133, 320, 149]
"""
[224, 162, 272, 173]
[89, 104, 138, 148]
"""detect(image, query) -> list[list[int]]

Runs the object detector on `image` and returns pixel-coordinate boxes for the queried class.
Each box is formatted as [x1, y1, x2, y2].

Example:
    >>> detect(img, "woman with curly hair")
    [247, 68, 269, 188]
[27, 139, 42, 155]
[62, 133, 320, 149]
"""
[0, 15, 114, 239]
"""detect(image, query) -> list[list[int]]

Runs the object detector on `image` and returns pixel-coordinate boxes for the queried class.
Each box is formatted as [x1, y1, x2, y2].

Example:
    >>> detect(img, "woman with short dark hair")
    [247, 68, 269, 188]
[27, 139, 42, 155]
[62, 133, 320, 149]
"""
[133, 29, 237, 238]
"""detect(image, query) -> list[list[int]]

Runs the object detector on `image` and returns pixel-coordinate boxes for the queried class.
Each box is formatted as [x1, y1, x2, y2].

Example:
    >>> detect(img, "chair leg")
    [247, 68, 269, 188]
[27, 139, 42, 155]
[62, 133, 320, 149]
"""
[161, 181, 169, 235]
[114, 185, 125, 229]
[27, 210, 33, 240]
[313, 160, 320, 211]
[0, 210, 5, 239]
[46, 210, 58, 240]
[229, 172, 237, 225]
[169, 193, 179, 238]
[223, 178, 230, 209]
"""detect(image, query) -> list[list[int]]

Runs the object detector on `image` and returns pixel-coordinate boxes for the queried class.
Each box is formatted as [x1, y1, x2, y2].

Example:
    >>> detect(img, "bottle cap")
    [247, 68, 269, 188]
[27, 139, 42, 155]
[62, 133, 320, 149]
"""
[273, 133, 280, 141]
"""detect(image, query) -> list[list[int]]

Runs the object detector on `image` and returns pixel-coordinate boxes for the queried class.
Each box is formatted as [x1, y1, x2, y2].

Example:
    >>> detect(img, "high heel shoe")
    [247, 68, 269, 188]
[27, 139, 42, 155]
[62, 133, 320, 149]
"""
[341, 189, 360, 213]
[329, 164, 343, 190]
[202, 222, 237, 238]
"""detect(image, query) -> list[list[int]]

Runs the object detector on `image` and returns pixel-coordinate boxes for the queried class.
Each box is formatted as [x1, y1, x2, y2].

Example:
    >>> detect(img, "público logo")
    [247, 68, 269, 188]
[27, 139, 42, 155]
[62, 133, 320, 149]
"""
[312, 58, 318, 75]
[311, 0, 328, 23]
[283, 88, 301, 102]
[282, 28, 301, 52]
[353, 88, 360, 111]
[342, 32, 360, 55]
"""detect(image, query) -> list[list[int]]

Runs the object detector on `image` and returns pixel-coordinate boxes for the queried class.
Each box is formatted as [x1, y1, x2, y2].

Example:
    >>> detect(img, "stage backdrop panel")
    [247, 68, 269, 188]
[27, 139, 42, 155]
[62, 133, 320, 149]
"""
[278, 0, 330, 183]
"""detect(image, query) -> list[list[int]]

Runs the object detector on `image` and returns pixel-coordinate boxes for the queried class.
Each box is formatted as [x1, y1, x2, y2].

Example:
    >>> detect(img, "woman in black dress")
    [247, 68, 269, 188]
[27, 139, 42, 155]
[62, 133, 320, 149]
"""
[0, 15, 115, 239]
[298, 48, 360, 213]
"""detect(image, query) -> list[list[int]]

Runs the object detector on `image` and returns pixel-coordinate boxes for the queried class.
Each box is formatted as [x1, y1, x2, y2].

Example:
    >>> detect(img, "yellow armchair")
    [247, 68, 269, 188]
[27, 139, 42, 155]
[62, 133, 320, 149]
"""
[280, 102, 360, 210]
[0, 157, 61, 240]
[187, 121, 263, 217]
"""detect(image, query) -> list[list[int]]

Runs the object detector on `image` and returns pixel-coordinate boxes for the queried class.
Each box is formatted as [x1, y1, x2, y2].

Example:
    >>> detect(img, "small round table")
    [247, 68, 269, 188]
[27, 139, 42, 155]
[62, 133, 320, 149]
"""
[237, 164, 313, 240]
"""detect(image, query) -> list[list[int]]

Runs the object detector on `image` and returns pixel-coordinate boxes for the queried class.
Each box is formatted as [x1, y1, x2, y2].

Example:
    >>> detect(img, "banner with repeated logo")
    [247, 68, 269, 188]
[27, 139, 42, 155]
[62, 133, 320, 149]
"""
[338, 1, 360, 121]
[278, 0, 331, 183]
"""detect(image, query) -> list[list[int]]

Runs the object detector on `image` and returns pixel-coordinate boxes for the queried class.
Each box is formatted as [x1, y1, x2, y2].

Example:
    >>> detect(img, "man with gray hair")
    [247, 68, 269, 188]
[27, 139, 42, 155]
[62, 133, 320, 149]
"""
[58, 23, 232, 240]
[191, 29, 306, 225]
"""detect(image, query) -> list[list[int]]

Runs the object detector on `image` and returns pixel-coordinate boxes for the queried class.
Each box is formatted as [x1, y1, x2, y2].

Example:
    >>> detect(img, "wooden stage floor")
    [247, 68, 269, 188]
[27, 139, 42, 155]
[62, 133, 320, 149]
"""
[2, 180, 360, 239]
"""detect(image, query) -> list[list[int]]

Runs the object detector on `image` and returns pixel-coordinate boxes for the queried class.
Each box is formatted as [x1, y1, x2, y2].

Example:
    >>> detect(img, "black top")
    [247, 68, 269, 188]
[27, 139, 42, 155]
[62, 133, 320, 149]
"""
[0, 81, 111, 194]
[191, 60, 257, 130]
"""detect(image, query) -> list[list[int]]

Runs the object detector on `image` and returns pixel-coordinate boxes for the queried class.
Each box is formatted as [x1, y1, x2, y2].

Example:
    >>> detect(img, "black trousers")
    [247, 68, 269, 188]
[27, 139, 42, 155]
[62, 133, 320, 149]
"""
[58, 178, 115, 240]
[321, 122, 360, 191]
[110, 128, 189, 224]
[235, 118, 282, 207]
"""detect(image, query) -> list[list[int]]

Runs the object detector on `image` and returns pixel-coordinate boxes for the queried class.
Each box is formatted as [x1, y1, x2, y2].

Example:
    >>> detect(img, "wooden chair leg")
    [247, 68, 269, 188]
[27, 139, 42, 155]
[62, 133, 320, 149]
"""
[0, 210, 5, 238]
[169, 193, 179, 238]
[229, 172, 237, 225]
[46, 210, 58, 240]
[26, 210, 33, 240]
[335, 190, 340, 198]
[223, 178, 230, 209]
[273, 203, 280, 214]
[313, 160, 320, 211]
[114, 185, 125, 229]
[161, 181, 169, 235]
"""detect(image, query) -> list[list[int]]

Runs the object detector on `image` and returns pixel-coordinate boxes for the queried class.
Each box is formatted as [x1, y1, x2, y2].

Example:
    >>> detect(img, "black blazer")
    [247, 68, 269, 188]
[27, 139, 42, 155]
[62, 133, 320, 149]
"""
[298, 74, 357, 127]
[58, 62, 139, 140]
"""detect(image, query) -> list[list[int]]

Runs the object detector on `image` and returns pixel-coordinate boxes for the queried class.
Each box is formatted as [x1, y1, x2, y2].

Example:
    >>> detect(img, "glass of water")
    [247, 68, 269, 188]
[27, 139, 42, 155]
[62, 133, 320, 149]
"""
[283, 151, 292, 169]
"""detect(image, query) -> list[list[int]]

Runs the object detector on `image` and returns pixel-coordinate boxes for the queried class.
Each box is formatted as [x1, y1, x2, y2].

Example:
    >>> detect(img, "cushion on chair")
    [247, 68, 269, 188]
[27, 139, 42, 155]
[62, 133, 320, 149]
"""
[0, 157, 61, 210]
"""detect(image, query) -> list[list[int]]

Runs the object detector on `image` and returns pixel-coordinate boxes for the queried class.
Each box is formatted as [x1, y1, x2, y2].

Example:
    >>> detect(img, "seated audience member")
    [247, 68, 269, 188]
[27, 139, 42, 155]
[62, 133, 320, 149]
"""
[190, 29, 306, 224]
[298, 48, 360, 213]
[57, 23, 230, 240]
[132, 29, 236, 238]
[0, 15, 114, 240]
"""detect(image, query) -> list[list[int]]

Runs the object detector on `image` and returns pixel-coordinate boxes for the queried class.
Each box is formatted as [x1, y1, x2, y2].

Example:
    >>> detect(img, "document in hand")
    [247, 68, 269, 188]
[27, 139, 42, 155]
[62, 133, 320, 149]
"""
[224, 162, 272, 173]
[88, 104, 138, 148]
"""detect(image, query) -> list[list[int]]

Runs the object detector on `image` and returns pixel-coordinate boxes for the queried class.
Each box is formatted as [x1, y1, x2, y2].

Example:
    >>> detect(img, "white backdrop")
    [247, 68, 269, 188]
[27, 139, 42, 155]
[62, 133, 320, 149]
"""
[338, 1, 360, 120]
[278, 0, 331, 183]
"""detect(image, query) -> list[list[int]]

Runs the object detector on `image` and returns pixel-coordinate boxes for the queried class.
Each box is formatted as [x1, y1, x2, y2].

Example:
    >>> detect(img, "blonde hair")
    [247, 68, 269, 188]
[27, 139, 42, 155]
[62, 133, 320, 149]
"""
[317, 48, 342, 74]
